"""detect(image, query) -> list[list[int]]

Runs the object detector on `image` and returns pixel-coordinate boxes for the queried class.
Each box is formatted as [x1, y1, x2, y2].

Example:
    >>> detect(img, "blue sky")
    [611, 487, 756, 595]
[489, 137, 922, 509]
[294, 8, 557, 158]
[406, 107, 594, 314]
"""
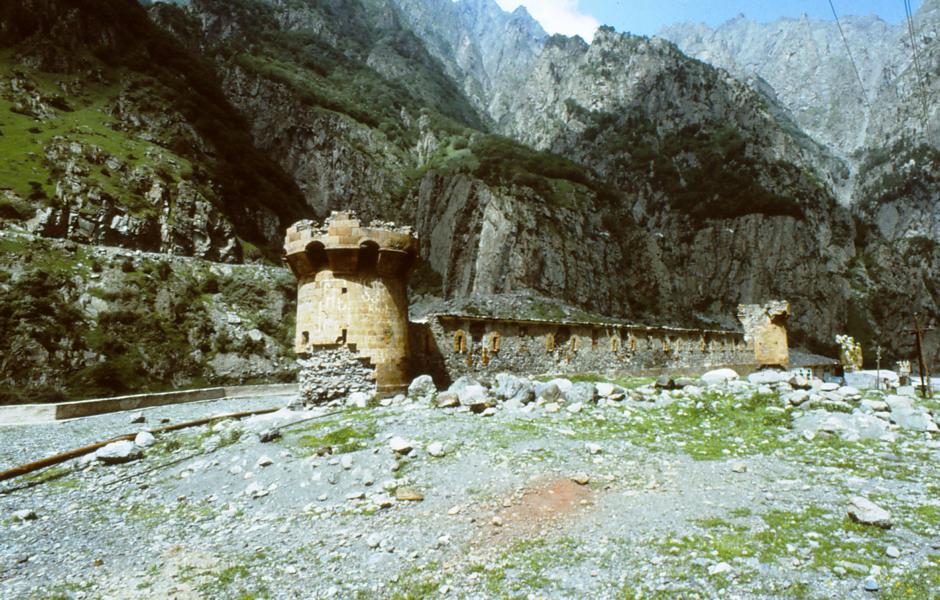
[494, 0, 923, 40]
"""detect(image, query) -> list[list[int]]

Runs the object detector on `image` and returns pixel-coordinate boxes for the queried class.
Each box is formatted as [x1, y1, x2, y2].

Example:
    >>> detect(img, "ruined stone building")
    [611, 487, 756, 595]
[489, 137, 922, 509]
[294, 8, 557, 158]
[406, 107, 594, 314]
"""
[285, 212, 805, 403]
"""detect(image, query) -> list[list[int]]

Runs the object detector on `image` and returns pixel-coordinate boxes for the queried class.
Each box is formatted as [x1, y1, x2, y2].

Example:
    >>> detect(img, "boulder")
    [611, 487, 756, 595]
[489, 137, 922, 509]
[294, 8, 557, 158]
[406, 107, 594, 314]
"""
[891, 406, 938, 432]
[844, 370, 900, 390]
[407, 375, 437, 399]
[565, 382, 596, 405]
[847, 497, 893, 529]
[447, 376, 481, 395]
[435, 391, 460, 409]
[747, 370, 788, 385]
[792, 409, 892, 441]
[784, 390, 810, 406]
[700, 369, 739, 385]
[388, 437, 413, 455]
[535, 382, 561, 402]
[547, 378, 573, 394]
[134, 431, 155, 448]
[493, 373, 529, 400]
[348, 392, 372, 408]
[457, 385, 488, 406]
[95, 440, 143, 464]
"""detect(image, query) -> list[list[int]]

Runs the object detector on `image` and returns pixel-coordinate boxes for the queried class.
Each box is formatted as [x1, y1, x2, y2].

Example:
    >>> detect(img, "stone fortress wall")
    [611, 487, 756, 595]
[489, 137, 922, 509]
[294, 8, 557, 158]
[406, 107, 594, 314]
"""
[286, 212, 798, 402]
[410, 314, 759, 387]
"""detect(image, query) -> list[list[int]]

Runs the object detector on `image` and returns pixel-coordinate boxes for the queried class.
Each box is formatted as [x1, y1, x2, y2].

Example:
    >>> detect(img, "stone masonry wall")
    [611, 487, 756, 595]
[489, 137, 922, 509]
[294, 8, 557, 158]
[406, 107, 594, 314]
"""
[410, 315, 755, 385]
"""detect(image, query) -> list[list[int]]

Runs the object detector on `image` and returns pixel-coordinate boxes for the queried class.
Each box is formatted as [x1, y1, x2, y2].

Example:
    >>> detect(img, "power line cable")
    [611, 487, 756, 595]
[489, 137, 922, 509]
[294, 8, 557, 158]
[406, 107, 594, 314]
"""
[903, 0, 932, 137]
[827, 0, 870, 107]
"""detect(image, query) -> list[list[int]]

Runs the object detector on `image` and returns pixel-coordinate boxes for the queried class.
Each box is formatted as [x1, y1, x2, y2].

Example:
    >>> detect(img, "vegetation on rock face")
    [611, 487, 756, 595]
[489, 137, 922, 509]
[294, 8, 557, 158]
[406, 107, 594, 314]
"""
[566, 103, 830, 222]
[0, 234, 296, 404]
[0, 0, 309, 258]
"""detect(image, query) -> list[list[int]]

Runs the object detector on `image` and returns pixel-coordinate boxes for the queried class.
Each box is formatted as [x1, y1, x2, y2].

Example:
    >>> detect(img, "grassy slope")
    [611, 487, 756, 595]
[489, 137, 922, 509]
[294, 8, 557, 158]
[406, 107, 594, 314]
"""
[0, 50, 195, 221]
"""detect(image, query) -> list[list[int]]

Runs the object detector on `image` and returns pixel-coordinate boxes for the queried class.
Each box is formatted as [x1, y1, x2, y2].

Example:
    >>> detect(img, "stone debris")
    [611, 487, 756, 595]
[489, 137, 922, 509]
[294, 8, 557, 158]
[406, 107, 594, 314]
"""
[847, 497, 893, 529]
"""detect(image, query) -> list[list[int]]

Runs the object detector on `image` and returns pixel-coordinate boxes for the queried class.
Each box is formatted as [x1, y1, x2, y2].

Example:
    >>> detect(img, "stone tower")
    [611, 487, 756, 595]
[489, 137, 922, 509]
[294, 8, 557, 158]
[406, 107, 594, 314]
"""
[737, 301, 791, 367]
[284, 212, 418, 403]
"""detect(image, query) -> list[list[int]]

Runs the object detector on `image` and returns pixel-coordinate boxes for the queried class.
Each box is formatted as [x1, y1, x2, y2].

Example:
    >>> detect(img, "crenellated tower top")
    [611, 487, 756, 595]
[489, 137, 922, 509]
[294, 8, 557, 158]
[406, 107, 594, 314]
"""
[284, 211, 418, 280]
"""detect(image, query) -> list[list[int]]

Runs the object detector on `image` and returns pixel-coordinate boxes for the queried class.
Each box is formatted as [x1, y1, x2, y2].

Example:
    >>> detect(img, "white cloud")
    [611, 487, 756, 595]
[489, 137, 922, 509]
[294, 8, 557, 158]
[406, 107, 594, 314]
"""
[494, 0, 600, 41]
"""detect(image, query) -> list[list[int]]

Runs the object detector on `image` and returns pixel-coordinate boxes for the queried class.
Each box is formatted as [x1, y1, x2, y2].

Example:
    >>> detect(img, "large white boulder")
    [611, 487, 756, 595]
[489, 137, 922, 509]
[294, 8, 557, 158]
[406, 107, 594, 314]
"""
[700, 369, 739, 385]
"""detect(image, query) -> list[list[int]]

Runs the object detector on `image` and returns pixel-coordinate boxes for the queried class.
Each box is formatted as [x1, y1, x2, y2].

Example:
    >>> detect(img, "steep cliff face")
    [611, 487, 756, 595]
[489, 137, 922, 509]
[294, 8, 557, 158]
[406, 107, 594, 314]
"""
[390, 0, 547, 125]
[662, 1, 940, 242]
[661, 14, 899, 156]
[412, 172, 666, 318]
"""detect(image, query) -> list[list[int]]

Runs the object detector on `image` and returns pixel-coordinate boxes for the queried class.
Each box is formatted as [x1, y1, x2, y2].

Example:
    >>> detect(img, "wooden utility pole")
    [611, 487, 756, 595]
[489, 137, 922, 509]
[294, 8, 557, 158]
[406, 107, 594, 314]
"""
[905, 314, 934, 399]
[875, 345, 882, 391]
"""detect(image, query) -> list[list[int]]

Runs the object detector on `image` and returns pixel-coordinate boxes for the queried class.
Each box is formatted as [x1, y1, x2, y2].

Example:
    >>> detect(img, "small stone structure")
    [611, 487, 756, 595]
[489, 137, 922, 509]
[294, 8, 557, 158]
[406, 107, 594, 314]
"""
[284, 212, 418, 403]
[737, 301, 791, 367]
[285, 214, 799, 400]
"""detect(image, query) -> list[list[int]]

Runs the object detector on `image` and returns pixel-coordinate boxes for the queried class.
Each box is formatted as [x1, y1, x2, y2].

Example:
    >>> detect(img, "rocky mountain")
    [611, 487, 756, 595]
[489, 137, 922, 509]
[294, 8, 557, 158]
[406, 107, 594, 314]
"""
[1, 0, 938, 401]
[662, 2, 940, 240]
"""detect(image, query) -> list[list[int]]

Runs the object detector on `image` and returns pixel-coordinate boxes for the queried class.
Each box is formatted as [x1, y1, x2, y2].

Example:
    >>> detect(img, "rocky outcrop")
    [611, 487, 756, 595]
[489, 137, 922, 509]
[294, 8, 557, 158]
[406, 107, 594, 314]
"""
[219, 65, 410, 222]
[0, 233, 297, 404]
[390, 0, 547, 124]
[412, 172, 666, 318]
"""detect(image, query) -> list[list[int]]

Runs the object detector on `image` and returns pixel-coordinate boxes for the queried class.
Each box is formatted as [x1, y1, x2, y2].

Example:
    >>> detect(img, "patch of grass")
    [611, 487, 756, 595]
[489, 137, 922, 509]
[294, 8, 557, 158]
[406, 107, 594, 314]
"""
[283, 409, 378, 456]
[387, 561, 442, 600]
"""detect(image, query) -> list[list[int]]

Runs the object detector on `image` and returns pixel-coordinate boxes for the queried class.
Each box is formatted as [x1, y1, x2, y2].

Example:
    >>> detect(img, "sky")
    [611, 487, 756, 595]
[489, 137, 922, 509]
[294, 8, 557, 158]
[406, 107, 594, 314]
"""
[492, 0, 923, 41]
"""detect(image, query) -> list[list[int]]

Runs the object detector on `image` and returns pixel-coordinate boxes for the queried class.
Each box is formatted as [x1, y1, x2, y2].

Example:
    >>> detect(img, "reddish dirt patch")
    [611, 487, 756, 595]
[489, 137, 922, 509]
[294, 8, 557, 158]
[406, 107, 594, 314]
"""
[476, 477, 595, 548]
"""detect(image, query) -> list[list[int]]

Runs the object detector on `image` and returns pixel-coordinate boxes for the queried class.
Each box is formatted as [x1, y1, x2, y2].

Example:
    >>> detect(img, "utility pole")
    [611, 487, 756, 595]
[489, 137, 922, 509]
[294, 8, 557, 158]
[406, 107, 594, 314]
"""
[875, 345, 882, 391]
[905, 314, 934, 399]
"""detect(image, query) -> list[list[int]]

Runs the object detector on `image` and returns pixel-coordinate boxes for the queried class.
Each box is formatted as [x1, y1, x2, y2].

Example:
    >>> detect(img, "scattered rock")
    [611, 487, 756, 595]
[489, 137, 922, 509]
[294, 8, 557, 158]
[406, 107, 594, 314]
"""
[701, 369, 739, 385]
[245, 482, 269, 499]
[585, 442, 602, 455]
[571, 474, 590, 485]
[259, 429, 281, 443]
[536, 382, 562, 402]
[565, 381, 596, 404]
[885, 546, 900, 559]
[128, 412, 145, 424]
[12, 509, 37, 522]
[731, 462, 747, 473]
[95, 440, 142, 464]
[395, 487, 424, 502]
[747, 370, 788, 385]
[848, 497, 893, 529]
[348, 392, 372, 408]
[427, 442, 445, 457]
[389, 437, 413, 455]
[256, 456, 273, 468]
[708, 562, 732, 575]
[407, 375, 437, 399]
[863, 576, 879, 592]
[134, 431, 155, 448]
[435, 392, 460, 408]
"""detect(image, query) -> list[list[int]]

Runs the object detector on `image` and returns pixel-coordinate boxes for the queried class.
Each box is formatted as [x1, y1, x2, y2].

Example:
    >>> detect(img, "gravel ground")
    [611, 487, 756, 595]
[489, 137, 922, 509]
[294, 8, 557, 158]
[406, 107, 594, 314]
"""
[1, 374, 939, 599]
